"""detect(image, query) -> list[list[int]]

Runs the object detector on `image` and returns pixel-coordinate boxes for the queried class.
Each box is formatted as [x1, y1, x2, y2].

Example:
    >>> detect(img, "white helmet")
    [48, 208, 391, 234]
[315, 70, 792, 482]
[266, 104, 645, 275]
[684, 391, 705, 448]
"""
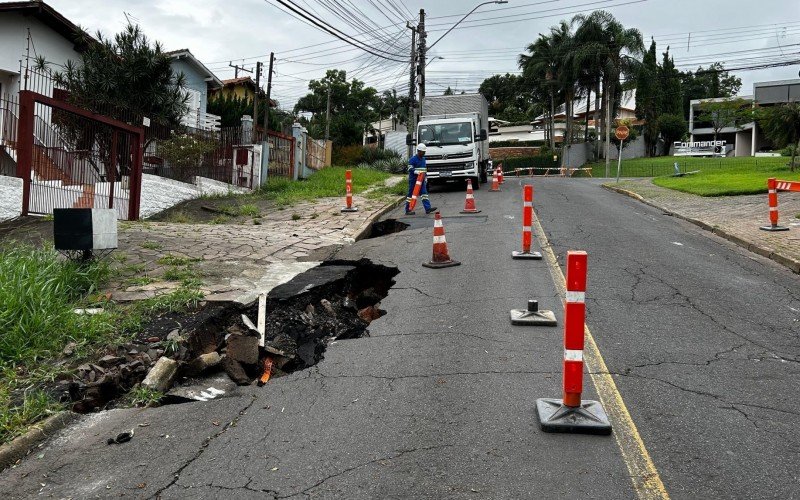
[417, 143, 427, 152]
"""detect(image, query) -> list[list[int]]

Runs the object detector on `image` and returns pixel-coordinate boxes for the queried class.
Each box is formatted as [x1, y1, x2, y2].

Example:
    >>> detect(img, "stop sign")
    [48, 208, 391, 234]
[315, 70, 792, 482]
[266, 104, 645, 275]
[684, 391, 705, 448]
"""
[615, 126, 630, 141]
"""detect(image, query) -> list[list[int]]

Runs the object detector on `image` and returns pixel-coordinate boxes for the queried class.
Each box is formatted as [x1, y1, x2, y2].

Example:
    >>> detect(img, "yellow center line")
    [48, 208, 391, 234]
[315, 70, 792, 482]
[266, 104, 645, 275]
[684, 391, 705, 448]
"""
[532, 211, 670, 500]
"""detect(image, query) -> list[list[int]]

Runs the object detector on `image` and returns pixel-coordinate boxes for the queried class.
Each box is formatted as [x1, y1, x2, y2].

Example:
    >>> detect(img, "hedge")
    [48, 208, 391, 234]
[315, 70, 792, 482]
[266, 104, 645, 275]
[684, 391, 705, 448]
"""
[497, 155, 560, 172]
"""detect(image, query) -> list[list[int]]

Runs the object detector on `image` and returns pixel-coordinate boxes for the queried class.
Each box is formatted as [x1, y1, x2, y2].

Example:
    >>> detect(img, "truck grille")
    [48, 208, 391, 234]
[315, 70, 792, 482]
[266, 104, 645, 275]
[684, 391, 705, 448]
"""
[425, 152, 472, 161]
[426, 162, 473, 173]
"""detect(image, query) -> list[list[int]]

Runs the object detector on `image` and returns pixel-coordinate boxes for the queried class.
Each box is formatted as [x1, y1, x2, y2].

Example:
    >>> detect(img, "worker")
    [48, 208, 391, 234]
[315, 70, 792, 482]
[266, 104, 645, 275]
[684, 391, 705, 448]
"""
[406, 143, 437, 215]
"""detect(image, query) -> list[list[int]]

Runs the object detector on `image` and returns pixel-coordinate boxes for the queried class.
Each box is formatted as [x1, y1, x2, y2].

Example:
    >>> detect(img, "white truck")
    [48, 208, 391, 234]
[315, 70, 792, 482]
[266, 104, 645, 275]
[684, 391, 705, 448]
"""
[407, 94, 492, 188]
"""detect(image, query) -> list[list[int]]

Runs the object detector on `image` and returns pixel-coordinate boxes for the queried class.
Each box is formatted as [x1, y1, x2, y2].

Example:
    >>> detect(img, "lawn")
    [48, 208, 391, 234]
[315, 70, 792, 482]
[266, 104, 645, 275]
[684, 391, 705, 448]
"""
[255, 166, 397, 205]
[586, 155, 789, 178]
[0, 244, 201, 444]
[592, 156, 800, 196]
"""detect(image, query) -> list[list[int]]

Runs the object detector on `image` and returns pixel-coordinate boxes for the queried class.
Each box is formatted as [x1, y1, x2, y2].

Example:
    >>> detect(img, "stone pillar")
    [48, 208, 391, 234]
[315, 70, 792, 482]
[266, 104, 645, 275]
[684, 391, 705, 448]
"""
[291, 122, 304, 181]
[241, 115, 254, 144]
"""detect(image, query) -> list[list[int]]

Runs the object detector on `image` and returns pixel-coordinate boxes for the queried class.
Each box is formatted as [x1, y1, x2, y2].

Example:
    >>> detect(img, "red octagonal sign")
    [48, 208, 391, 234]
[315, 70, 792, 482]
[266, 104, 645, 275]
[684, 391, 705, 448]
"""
[615, 126, 630, 141]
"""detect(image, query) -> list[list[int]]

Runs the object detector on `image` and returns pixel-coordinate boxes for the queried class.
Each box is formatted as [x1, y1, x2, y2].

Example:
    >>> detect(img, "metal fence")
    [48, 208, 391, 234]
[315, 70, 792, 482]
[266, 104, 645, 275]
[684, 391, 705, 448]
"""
[265, 130, 294, 178]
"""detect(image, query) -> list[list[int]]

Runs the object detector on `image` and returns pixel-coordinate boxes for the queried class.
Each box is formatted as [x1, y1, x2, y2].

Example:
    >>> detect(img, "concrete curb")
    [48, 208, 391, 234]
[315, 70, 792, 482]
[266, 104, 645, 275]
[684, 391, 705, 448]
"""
[0, 412, 78, 471]
[352, 196, 406, 242]
[603, 184, 800, 274]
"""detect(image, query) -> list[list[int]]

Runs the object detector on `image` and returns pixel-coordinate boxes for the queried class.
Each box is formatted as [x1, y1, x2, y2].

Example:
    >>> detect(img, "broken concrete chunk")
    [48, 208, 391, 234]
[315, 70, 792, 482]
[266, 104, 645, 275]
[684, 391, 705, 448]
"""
[222, 356, 251, 385]
[226, 334, 259, 366]
[185, 352, 222, 377]
[166, 329, 182, 341]
[320, 299, 336, 316]
[357, 305, 382, 323]
[141, 357, 179, 393]
[98, 355, 123, 367]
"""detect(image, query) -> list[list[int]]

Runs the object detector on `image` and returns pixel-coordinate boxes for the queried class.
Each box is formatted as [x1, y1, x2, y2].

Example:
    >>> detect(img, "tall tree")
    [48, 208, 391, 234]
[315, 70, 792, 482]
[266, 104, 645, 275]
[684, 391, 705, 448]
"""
[696, 98, 751, 142]
[572, 10, 643, 174]
[680, 63, 742, 119]
[519, 33, 563, 149]
[659, 47, 682, 116]
[294, 69, 379, 146]
[756, 103, 800, 171]
[635, 38, 661, 157]
[54, 23, 188, 144]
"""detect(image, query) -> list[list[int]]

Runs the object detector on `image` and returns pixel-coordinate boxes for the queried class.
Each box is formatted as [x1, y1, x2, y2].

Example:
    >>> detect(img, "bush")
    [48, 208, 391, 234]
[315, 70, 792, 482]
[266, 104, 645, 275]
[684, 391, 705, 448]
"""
[332, 145, 401, 166]
[489, 140, 546, 148]
[499, 155, 560, 173]
[782, 145, 797, 157]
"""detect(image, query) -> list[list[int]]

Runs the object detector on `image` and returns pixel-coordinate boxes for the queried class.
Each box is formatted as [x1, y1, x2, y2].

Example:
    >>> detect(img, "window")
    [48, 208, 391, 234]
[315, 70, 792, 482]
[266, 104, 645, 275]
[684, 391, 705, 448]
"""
[418, 122, 473, 146]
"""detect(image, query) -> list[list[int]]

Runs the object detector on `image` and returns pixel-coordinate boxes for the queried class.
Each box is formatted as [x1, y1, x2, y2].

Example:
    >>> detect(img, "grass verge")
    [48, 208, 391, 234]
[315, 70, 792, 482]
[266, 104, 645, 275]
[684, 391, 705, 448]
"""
[587, 156, 789, 179]
[651, 163, 800, 196]
[0, 243, 202, 444]
[252, 166, 395, 205]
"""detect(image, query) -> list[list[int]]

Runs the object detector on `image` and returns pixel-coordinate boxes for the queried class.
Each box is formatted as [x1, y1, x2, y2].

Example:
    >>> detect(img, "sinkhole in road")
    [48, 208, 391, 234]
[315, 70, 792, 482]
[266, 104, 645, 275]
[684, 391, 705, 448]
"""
[367, 219, 409, 238]
[64, 260, 399, 412]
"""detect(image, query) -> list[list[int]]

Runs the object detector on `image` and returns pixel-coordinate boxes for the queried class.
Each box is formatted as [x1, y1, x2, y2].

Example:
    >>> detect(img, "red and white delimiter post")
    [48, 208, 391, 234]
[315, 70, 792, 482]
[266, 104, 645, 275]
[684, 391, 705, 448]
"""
[341, 169, 358, 212]
[511, 185, 542, 259]
[760, 177, 799, 232]
[535, 250, 612, 434]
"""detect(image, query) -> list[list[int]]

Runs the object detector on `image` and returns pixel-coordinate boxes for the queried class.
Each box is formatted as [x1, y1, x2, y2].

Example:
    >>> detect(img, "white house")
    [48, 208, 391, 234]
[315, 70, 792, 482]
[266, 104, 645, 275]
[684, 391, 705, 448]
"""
[0, 1, 91, 178]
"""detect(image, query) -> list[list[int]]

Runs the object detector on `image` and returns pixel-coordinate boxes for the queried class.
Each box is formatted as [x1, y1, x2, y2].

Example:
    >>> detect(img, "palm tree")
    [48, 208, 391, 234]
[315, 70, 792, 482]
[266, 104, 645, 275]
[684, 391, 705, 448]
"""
[519, 33, 563, 150]
[572, 11, 643, 176]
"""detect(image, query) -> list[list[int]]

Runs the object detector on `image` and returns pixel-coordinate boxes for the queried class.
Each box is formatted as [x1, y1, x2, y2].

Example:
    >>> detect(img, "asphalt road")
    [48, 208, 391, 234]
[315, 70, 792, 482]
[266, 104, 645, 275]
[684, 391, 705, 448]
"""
[1, 177, 798, 499]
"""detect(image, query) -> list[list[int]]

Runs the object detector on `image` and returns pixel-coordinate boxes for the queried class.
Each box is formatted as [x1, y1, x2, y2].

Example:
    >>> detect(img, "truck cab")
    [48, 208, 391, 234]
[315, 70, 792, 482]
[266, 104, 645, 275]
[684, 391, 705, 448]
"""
[415, 114, 487, 188]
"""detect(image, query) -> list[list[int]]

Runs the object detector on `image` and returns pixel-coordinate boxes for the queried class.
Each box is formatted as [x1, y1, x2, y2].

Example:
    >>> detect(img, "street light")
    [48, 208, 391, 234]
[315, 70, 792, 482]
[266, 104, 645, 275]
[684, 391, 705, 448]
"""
[426, 56, 444, 67]
[428, 1, 508, 50]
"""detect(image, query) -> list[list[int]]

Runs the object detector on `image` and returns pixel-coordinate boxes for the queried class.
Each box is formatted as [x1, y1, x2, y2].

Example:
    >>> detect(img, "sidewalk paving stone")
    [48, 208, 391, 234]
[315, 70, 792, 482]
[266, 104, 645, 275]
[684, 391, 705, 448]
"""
[610, 178, 800, 273]
[108, 193, 402, 304]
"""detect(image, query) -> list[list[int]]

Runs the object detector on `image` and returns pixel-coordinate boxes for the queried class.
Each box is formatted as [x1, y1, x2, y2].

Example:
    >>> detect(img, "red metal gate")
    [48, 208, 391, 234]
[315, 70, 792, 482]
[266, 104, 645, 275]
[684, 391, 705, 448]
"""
[16, 90, 144, 220]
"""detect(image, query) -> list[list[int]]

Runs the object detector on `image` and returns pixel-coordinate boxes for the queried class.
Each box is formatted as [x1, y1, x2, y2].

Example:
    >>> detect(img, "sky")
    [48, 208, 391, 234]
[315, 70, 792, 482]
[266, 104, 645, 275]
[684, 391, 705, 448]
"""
[42, 0, 800, 112]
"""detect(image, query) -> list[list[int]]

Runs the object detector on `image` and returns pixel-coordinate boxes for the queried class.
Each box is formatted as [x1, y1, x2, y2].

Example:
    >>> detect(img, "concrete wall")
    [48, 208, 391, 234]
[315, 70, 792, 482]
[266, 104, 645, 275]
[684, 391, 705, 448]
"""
[735, 130, 753, 157]
[562, 143, 592, 168]
[0, 174, 22, 221]
[489, 147, 543, 161]
[140, 174, 248, 219]
[0, 12, 83, 92]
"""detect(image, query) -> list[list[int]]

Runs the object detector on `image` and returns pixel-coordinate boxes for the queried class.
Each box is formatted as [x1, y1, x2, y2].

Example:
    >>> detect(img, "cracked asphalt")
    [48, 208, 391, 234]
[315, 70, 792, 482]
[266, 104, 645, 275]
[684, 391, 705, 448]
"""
[1, 178, 798, 499]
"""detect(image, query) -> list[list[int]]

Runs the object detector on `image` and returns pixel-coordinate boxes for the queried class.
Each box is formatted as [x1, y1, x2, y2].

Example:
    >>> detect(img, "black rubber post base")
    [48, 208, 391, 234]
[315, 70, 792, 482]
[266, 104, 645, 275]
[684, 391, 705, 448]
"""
[509, 309, 557, 326]
[512, 250, 543, 260]
[460, 209, 482, 214]
[341, 207, 359, 213]
[422, 260, 461, 269]
[759, 225, 789, 232]
[535, 398, 612, 435]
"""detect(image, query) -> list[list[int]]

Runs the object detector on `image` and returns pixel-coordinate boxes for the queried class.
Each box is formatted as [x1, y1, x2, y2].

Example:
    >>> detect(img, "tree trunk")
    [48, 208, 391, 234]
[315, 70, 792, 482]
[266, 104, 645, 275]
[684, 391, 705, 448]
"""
[549, 91, 556, 150]
[605, 80, 613, 178]
[584, 90, 591, 143]
[594, 78, 601, 160]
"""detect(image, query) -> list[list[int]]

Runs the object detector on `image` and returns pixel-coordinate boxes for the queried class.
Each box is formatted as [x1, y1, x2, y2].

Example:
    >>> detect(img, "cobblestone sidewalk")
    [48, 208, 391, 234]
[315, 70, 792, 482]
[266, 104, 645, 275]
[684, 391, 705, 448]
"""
[608, 179, 800, 273]
[111, 191, 403, 303]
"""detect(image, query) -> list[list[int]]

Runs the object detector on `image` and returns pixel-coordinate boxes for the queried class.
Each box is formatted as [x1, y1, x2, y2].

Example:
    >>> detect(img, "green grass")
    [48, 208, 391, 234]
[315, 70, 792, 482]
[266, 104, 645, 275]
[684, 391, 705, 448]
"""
[252, 166, 394, 205]
[124, 385, 163, 408]
[157, 254, 200, 266]
[651, 162, 800, 197]
[0, 245, 112, 364]
[162, 266, 196, 282]
[587, 156, 790, 178]
[365, 182, 407, 200]
[0, 244, 204, 444]
[140, 241, 162, 250]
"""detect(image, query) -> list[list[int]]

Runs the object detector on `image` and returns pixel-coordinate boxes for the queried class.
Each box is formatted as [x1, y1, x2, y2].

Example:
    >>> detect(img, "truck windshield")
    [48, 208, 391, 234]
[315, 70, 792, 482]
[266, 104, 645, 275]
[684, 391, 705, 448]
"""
[418, 122, 473, 146]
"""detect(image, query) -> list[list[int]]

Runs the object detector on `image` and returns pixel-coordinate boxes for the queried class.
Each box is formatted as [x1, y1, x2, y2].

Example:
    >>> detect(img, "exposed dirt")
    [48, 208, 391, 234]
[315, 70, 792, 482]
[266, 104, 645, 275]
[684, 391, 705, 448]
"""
[368, 219, 409, 238]
[147, 196, 278, 225]
[50, 259, 399, 413]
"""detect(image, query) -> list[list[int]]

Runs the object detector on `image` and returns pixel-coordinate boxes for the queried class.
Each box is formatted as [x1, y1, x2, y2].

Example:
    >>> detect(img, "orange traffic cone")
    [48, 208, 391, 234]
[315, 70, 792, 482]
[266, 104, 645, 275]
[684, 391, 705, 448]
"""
[498, 163, 505, 184]
[489, 167, 501, 192]
[460, 179, 481, 214]
[422, 212, 461, 269]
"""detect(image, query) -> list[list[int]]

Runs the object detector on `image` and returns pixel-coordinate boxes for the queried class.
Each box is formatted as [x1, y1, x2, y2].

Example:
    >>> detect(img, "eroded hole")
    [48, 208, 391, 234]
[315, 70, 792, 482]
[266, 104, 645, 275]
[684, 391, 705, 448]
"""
[62, 259, 398, 411]
[368, 219, 409, 238]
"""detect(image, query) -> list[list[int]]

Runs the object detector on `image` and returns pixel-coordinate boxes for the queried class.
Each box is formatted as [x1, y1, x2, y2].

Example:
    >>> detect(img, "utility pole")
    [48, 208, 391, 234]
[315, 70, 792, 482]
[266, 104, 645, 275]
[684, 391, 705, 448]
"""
[325, 84, 331, 141]
[264, 52, 274, 132]
[407, 22, 417, 158]
[229, 61, 252, 79]
[253, 61, 262, 139]
[418, 9, 426, 109]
